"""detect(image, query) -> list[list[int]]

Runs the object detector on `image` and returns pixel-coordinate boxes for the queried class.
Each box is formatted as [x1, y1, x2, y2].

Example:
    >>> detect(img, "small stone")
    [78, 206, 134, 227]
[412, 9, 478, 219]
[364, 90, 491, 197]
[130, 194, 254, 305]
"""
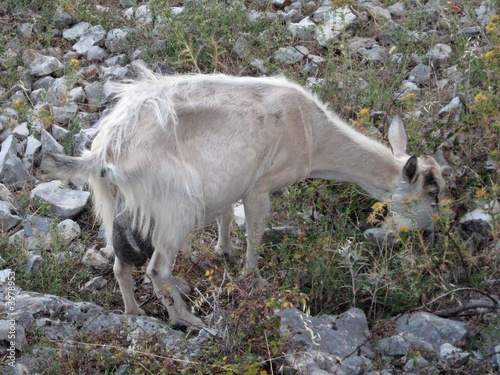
[408, 64, 431, 85]
[426, 43, 452, 67]
[83, 248, 111, 269]
[0, 200, 22, 232]
[82, 276, 108, 291]
[41, 129, 65, 155]
[274, 46, 309, 65]
[25, 253, 44, 274]
[52, 103, 79, 124]
[63, 22, 91, 42]
[29, 55, 64, 77]
[87, 45, 108, 62]
[56, 219, 81, 241]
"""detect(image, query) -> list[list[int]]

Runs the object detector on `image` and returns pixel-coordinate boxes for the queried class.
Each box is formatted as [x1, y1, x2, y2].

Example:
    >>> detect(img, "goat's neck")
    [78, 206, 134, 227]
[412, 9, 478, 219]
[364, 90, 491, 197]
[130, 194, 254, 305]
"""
[309, 118, 403, 202]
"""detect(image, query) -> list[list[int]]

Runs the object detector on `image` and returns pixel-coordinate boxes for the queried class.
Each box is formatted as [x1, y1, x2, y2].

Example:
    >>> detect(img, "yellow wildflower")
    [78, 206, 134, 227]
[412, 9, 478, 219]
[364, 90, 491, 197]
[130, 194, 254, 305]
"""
[372, 201, 385, 212]
[13, 99, 22, 108]
[483, 51, 495, 59]
[399, 226, 409, 232]
[359, 108, 370, 116]
[404, 93, 416, 100]
[474, 93, 486, 102]
[486, 23, 497, 32]
[475, 188, 487, 198]
[491, 15, 500, 24]
[70, 58, 80, 67]
[432, 213, 440, 221]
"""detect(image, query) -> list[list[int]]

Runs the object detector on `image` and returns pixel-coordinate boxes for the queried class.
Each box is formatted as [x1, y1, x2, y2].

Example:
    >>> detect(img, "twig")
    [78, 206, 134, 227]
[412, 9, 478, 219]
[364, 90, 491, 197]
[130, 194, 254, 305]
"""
[264, 331, 275, 375]
[445, 226, 472, 285]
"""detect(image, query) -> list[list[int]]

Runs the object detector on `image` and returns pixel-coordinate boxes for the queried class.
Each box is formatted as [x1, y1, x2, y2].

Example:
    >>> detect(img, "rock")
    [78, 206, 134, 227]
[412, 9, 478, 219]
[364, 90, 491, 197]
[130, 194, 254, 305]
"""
[394, 312, 467, 353]
[17, 23, 33, 38]
[82, 276, 108, 291]
[395, 80, 420, 99]
[0, 135, 35, 189]
[233, 202, 245, 227]
[45, 77, 69, 106]
[52, 103, 78, 124]
[53, 5, 74, 28]
[232, 36, 248, 59]
[459, 26, 482, 36]
[304, 54, 326, 74]
[87, 45, 108, 62]
[84, 81, 104, 108]
[29, 55, 64, 77]
[403, 355, 436, 373]
[438, 97, 462, 119]
[56, 219, 81, 241]
[12, 123, 30, 140]
[313, 5, 332, 22]
[0, 319, 28, 351]
[119, 0, 136, 7]
[73, 126, 99, 154]
[316, 5, 357, 46]
[72, 25, 107, 55]
[363, 228, 397, 247]
[0, 200, 21, 232]
[40, 129, 64, 155]
[460, 201, 500, 237]
[62, 22, 91, 42]
[408, 64, 431, 85]
[25, 253, 44, 274]
[274, 46, 309, 64]
[105, 28, 130, 53]
[440, 343, 471, 367]
[387, 2, 406, 17]
[23, 135, 42, 170]
[102, 65, 129, 81]
[426, 43, 452, 67]
[288, 17, 316, 41]
[51, 124, 70, 142]
[262, 226, 300, 244]
[69, 86, 86, 104]
[135, 5, 154, 26]
[83, 248, 111, 269]
[278, 308, 374, 374]
[30, 180, 90, 219]
[358, 44, 388, 62]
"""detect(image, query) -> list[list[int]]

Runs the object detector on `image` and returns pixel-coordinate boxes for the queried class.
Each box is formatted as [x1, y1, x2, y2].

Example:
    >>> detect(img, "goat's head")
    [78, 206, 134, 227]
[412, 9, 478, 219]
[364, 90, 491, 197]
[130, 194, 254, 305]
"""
[386, 116, 450, 230]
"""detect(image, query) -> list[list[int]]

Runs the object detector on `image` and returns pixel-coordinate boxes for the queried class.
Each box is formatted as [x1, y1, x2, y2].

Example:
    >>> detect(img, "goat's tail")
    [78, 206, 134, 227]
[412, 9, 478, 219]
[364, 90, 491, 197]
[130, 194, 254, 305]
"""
[41, 151, 101, 181]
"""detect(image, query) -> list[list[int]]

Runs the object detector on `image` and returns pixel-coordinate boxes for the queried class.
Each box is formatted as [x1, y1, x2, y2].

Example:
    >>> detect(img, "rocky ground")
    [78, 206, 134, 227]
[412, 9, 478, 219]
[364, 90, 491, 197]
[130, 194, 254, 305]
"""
[0, 0, 499, 374]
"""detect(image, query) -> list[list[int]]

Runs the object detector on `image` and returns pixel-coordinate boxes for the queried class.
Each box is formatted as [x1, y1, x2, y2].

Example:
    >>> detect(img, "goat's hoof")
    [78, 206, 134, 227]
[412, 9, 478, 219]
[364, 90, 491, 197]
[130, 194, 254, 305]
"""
[125, 307, 146, 316]
[214, 245, 238, 262]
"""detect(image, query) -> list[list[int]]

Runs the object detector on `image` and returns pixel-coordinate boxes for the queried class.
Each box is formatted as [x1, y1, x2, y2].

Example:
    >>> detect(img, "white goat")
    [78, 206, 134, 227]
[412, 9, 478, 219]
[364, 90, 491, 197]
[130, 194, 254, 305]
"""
[43, 66, 448, 327]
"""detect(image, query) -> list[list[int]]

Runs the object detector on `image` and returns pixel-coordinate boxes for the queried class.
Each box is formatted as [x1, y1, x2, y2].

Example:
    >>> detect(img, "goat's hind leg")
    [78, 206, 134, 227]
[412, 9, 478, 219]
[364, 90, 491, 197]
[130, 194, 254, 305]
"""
[147, 248, 204, 328]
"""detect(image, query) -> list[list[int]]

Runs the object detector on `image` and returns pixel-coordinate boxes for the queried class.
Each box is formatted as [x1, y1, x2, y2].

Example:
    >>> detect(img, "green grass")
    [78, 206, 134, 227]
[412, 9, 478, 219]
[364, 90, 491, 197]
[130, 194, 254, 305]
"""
[1, 0, 499, 373]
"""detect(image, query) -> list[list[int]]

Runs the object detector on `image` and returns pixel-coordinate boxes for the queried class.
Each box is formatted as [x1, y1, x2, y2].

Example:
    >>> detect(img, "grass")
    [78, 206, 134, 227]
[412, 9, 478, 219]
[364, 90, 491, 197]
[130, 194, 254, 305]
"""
[1, 0, 500, 373]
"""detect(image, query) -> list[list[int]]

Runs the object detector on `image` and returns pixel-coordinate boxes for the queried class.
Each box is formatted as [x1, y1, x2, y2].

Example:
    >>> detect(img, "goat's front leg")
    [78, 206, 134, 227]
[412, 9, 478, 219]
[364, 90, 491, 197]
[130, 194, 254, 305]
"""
[114, 257, 145, 316]
[214, 206, 237, 259]
[242, 190, 271, 286]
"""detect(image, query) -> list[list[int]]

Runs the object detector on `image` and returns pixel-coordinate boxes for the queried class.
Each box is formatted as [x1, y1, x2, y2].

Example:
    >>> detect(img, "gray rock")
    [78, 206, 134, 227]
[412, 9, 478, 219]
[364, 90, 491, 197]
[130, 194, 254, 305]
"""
[12, 123, 30, 140]
[40, 129, 64, 155]
[52, 103, 78, 124]
[387, 2, 405, 17]
[460, 201, 500, 235]
[53, 5, 74, 28]
[359, 44, 388, 62]
[0, 319, 28, 351]
[363, 228, 397, 246]
[119, 0, 136, 7]
[403, 355, 434, 373]
[0, 136, 34, 189]
[316, 5, 357, 46]
[105, 28, 130, 53]
[135, 5, 154, 26]
[25, 253, 44, 274]
[72, 25, 107, 55]
[288, 17, 316, 41]
[86, 45, 108, 62]
[17, 23, 33, 38]
[274, 46, 309, 64]
[62, 22, 91, 42]
[0, 200, 21, 232]
[232, 36, 249, 59]
[395, 80, 420, 99]
[30, 180, 90, 219]
[313, 5, 332, 22]
[84, 81, 103, 108]
[73, 126, 99, 155]
[82, 276, 108, 291]
[45, 77, 68, 106]
[395, 312, 467, 353]
[29, 55, 64, 77]
[102, 66, 129, 81]
[69, 86, 86, 104]
[305, 54, 326, 74]
[278, 308, 374, 374]
[262, 226, 300, 244]
[33, 75, 55, 91]
[438, 97, 462, 119]
[51, 124, 70, 142]
[56, 219, 81, 241]
[408, 64, 431, 85]
[83, 247, 111, 269]
[459, 26, 482, 36]
[440, 343, 471, 367]
[426, 43, 452, 67]
[23, 135, 42, 170]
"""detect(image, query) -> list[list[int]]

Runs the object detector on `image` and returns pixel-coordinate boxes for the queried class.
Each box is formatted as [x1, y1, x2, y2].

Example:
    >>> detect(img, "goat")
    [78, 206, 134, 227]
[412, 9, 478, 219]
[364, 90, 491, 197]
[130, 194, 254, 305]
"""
[43, 66, 449, 327]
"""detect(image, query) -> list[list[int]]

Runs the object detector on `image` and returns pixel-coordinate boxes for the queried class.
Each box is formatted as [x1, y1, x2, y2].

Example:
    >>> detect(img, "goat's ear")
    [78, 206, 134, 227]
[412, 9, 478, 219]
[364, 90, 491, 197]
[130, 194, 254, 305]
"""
[403, 156, 419, 184]
[388, 115, 408, 156]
